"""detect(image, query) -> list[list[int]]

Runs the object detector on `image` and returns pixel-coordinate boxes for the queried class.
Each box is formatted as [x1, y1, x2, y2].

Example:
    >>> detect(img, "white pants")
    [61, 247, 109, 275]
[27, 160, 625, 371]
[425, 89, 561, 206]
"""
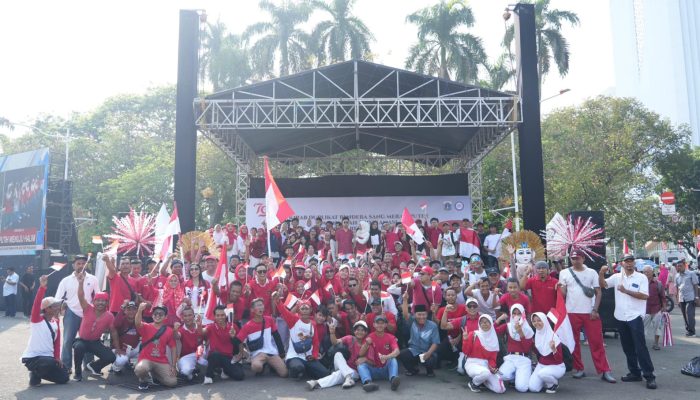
[177, 352, 208, 377]
[112, 347, 140, 372]
[457, 353, 466, 375]
[316, 352, 359, 389]
[528, 363, 565, 392]
[465, 358, 506, 393]
[499, 354, 532, 393]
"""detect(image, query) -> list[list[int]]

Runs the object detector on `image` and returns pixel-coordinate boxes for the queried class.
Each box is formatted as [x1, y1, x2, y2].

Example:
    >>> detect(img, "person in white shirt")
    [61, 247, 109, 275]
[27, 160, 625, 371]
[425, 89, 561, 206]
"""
[483, 223, 508, 271]
[3, 267, 19, 317]
[54, 255, 99, 371]
[558, 251, 615, 382]
[599, 254, 656, 390]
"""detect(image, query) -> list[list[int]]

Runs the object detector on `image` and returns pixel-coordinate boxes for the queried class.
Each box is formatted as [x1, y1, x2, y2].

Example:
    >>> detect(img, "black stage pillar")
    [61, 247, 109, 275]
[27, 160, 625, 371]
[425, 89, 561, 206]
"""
[514, 3, 546, 234]
[174, 10, 199, 233]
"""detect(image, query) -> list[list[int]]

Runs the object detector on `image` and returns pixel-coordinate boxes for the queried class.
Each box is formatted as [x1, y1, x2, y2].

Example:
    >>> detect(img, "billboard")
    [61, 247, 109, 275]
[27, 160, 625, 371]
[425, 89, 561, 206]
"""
[0, 148, 50, 255]
[246, 195, 472, 229]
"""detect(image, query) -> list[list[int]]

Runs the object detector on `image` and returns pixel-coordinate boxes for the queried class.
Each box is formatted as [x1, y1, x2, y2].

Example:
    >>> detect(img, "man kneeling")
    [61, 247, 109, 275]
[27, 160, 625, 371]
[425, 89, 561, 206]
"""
[202, 305, 245, 384]
[134, 302, 177, 391]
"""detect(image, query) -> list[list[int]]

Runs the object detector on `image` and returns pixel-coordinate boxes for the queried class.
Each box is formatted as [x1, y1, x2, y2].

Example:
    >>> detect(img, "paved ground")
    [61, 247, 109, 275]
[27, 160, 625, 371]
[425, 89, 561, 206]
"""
[1, 310, 698, 400]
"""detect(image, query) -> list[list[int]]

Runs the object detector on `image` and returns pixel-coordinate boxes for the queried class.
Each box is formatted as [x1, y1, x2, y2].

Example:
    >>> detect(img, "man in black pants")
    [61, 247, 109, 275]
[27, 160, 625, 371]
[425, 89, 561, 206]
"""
[599, 255, 656, 389]
[19, 266, 36, 318]
[201, 305, 245, 384]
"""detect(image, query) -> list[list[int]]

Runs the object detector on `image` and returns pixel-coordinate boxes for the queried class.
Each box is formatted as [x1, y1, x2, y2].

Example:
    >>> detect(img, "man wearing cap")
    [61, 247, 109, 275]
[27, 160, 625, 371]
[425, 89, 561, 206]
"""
[110, 300, 141, 373]
[357, 314, 401, 392]
[599, 254, 656, 389]
[409, 266, 442, 314]
[21, 274, 69, 386]
[72, 273, 116, 381]
[399, 290, 440, 377]
[560, 251, 616, 383]
[390, 241, 411, 270]
[54, 254, 99, 372]
[308, 319, 371, 390]
[520, 261, 558, 314]
[467, 254, 487, 285]
[365, 298, 397, 334]
[134, 301, 177, 390]
[674, 258, 698, 337]
[105, 254, 138, 315]
[201, 255, 219, 284]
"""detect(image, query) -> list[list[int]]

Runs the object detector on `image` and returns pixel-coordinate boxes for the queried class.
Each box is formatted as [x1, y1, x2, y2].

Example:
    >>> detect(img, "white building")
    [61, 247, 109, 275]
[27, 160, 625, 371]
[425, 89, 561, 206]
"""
[610, 0, 699, 146]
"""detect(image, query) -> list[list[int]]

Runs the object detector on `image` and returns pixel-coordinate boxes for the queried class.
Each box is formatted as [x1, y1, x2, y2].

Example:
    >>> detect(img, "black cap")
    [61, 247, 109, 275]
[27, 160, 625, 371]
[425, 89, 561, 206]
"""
[485, 266, 499, 276]
[152, 305, 168, 315]
[414, 304, 427, 313]
[123, 301, 138, 309]
[370, 298, 382, 306]
[622, 253, 635, 261]
[73, 254, 88, 261]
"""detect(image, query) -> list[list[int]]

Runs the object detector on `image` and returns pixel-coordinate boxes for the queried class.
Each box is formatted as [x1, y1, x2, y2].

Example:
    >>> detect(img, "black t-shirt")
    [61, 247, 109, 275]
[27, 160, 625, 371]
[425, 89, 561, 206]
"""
[20, 272, 35, 290]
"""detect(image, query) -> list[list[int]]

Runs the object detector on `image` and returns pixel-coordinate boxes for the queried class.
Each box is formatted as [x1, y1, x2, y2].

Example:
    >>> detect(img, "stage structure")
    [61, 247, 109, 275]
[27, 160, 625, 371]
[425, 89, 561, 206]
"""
[195, 60, 521, 224]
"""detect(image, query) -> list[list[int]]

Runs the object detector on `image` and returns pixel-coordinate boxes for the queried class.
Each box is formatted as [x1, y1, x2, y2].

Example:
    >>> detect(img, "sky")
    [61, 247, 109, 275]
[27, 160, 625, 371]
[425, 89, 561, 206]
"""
[0, 0, 614, 138]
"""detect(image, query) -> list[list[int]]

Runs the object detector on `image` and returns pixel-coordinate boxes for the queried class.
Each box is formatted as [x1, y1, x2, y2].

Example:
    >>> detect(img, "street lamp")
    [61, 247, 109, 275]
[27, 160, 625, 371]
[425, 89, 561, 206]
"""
[540, 88, 571, 104]
[5, 122, 79, 180]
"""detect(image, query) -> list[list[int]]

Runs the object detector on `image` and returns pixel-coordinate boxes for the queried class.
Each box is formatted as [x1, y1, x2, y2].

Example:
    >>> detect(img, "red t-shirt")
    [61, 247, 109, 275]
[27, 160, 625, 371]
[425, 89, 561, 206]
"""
[205, 322, 236, 358]
[525, 276, 558, 314]
[367, 332, 398, 366]
[178, 325, 202, 356]
[108, 274, 138, 313]
[365, 311, 397, 333]
[112, 313, 140, 350]
[498, 293, 530, 314]
[249, 279, 278, 316]
[449, 314, 480, 338]
[335, 228, 354, 255]
[391, 251, 412, 269]
[78, 304, 115, 341]
[339, 335, 373, 370]
[437, 304, 467, 338]
[462, 332, 498, 368]
[137, 323, 175, 364]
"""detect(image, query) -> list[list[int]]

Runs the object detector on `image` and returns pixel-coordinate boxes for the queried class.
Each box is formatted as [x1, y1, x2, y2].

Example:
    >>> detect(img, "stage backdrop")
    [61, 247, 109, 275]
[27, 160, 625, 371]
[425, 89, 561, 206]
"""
[0, 148, 50, 255]
[247, 174, 471, 228]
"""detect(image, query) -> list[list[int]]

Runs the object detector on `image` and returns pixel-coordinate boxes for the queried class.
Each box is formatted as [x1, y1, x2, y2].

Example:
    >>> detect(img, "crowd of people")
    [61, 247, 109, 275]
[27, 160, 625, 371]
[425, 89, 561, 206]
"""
[17, 216, 700, 393]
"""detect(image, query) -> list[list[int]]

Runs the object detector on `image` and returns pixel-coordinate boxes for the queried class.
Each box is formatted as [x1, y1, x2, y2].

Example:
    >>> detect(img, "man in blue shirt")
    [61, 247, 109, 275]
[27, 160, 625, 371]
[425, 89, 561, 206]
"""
[398, 298, 440, 377]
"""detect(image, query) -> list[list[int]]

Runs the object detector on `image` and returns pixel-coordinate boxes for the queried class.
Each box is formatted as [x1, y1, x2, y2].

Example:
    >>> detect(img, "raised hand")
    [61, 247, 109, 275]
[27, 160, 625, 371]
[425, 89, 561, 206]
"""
[39, 275, 49, 288]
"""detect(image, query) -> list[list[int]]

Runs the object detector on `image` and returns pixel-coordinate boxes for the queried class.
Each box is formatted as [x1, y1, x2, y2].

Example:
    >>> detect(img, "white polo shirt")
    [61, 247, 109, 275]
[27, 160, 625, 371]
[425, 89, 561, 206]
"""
[559, 266, 599, 314]
[55, 273, 98, 317]
[605, 271, 648, 322]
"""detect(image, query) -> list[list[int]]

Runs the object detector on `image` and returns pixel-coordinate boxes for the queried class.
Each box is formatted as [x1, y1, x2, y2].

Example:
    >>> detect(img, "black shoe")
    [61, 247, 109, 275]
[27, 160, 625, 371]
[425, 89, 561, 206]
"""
[72, 374, 82, 382]
[426, 370, 435, 377]
[390, 376, 401, 391]
[621, 373, 643, 382]
[363, 382, 379, 392]
[546, 384, 558, 394]
[468, 381, 481, 393]
[646, 378, 657, 389]
[138, 382, 149, 391]
[404, 369, 418, 376]
[29, 372, 41, 387]
[85, 362, 102, 377]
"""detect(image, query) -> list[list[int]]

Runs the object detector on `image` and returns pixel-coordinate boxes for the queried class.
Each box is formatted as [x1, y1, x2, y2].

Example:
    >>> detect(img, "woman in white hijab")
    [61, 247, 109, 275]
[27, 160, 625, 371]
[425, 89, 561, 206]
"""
[463, 314, 506, 393]
[495, 304, 534, 392]
[529, 312, 566, 393]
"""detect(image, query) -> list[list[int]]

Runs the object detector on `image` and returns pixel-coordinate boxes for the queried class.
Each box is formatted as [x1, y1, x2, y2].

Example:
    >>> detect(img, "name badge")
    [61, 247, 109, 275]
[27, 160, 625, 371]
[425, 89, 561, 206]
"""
[631, 283, 639, 289]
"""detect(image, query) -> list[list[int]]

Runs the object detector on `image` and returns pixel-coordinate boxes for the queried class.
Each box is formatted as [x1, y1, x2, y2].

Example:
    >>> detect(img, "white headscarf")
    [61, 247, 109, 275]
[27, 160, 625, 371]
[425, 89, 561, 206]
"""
[355, 221, 370, 245]
[475, 314, 500, 352]
[507, 304, 534, 341]
[532, 312, 560, 356]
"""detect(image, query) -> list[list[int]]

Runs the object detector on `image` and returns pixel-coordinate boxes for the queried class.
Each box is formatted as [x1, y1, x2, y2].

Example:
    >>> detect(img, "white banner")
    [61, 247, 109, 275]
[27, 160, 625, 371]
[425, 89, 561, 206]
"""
[661, 203, 676, 216]
[246, 196, 472, 228]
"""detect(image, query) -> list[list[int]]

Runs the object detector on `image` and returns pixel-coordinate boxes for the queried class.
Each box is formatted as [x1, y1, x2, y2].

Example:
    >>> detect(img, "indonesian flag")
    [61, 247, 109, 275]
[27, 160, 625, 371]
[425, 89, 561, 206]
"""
[159, 203, 181, 261]
[401, 271, 412, 284]
[309, 290, 321, 305]
[547, 289, 576, 353]
[381, 292, 392, 301]
[105, 240, 119, 257]
[272, 265, 286, 280]
[204, 246, 228, 321]
[324, 282, 334, 293]
[622, 238, 630, 254]
[50, 262, 66, 271]
[264, 156, 294, 228]
[401, 208, 425, 245]
[91, 236, 103, 245]
[459, 227, 481, 258]
[284, 293, 299, 310]
[303, 280, 312, 291]
[419, 201, 428, 211]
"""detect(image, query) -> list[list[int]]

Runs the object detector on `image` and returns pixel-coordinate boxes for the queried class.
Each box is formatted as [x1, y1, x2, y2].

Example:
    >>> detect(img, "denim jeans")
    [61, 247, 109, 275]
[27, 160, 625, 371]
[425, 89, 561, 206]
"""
[357, 358, 398, 384]
[61, 308, 82, 369]
[3, 294, 16, 317]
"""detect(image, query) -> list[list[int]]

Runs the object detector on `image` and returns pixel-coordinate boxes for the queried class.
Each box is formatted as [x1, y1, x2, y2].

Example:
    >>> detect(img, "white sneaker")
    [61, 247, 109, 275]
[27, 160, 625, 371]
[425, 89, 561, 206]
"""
[342, 376, 355, 388]
[221, 371, 229, 379]
[203, 376, 213, 385]
[306, 380, 319, 390]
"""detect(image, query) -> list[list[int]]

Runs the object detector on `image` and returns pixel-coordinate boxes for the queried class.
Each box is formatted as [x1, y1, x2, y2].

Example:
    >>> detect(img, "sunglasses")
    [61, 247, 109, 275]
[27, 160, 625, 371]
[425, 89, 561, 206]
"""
[348, 284, 357, 288]
[257, 270, 267, 274]
[467, 304, 478, 309]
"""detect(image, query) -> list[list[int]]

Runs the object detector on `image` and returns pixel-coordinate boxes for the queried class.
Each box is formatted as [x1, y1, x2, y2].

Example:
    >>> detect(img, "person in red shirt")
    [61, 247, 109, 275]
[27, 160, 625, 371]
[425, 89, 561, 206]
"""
[520, 261, 558, 314]
[498, 278, 530, 315]
[201, 305, 245, 384]
[346, 277, 368, 312]
[390, 242, 412, 270]
[72, 274, 116, 381]
[463, 315, 506, 393]
[409, 266, 442, 313]
[494, 304, 534, 392]
[364, 299, 397, 334]
[173, 307, 204, 380]
[335, 217, 354, 257]
[111, 301, 141, 373]
[424, 218, 441, 250]
[340, 300, 363, 336]
[435, 288, 467, 366]
[235, 298, 288, 377]
[105, 255, 138, 314]
[212, 280, 250, 326]
[129, 259, 148, 296]
[357, 316, 401, 392]
[528, 312, 566, 393]
[247, 264, 281, 316]
[134, 302, 177, 390]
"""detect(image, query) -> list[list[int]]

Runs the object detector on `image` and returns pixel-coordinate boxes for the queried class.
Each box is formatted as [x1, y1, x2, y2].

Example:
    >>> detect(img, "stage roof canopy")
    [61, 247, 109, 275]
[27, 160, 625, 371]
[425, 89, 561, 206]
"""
[195, 60, 520, 174]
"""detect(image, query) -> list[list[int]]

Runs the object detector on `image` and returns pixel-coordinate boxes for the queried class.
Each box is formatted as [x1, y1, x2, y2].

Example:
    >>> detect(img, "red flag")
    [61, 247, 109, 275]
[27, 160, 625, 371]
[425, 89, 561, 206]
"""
[272, 265, 286, 280]
[284, 293, 299, 310]
[401, 271, 412, 284]
[547, 289, 576, 352]
[309, 290, 321, 305]
[264, 157, 294, 228]
[622, 238, 630, 254]
[205, 246, 228, 321]
[459, 228, 481, 258]
[401, 208, 425, 245]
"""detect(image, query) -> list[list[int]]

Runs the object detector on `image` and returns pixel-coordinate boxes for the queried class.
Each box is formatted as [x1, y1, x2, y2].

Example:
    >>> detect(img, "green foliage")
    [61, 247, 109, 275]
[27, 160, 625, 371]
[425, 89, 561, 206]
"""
[310, 0, 373, 65]
[202, 21, 253, 91]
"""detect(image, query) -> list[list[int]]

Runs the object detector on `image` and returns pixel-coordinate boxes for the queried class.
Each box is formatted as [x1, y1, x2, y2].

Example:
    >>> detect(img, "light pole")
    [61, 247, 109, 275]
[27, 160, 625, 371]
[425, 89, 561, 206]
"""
[6, 122, 77, 180]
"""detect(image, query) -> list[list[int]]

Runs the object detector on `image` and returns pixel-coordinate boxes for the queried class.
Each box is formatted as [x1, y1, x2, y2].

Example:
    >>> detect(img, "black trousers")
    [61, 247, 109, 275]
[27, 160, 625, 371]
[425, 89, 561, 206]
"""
[286, 357, 330, 379]
[4, 294, 16, 317]
[398, 348, 437, 373]
[617, 317, 654, 379]
[436, 337, 460, 364]
[680, 301, 696, 335]
[73, 339, 116, 373]
[22, 356, 69, 384]
[22, 289, 35, 317]
[206, 351, 245, 380]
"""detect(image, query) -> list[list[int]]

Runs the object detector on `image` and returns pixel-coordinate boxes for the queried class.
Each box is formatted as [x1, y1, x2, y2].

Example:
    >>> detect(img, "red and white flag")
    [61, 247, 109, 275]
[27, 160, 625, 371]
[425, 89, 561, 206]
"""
[401, 208, 425, 245]
[303, 280, 312, 291]
[309, 290, 321, 305]
[419, 202, 428, 211]
[50, 262, 66, 272]
[272, 265, 286, 280]
[401, 271, 412, 284]
[622, 238, 630, 254]
[459, 227, 481, 258]
[204, 246, 228, 321]
[264, 156, 294, 228]
[91, 236, 103, 245]
[159, 203, 181, 261]
[324, 282, 334, 293]
[547, 289, 576, 353]
[284, 293, 299, 310]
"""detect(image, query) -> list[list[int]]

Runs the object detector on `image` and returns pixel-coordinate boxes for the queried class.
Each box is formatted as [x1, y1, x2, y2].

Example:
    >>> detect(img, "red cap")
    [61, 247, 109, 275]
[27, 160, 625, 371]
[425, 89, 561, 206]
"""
[420, 266, 434, 275]
[204, 255, 217, 261]
[94, 292, 109, 301]
[293, 263, 306, 269]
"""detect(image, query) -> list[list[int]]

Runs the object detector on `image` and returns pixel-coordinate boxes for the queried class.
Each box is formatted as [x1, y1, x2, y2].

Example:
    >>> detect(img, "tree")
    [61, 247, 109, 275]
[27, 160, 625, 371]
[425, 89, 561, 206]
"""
[479, 53, 515, 91]
[201, 21, 253, 91]
[504, 0, 579, 91]
[244, 0, 313, 77]
[310, 0, 373, 65]
[405, 0, 486, 83]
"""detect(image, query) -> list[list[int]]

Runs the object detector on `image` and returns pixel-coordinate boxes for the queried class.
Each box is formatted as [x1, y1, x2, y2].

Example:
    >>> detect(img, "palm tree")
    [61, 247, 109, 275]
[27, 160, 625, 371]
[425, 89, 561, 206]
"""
[504, 0, 579, 91]
[244, 0, 313, 77]
[310, 0, 373, 65]
[480, 53, 516, 91]
[201, 21, 253, 91]
[405, 0, 486, 83]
